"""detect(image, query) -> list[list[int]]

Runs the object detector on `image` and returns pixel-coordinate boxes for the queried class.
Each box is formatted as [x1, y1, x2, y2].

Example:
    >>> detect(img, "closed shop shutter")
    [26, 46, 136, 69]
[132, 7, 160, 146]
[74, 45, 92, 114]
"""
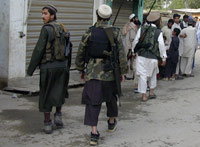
[111, 0, 134, 30]
[26, 0, 94, 71]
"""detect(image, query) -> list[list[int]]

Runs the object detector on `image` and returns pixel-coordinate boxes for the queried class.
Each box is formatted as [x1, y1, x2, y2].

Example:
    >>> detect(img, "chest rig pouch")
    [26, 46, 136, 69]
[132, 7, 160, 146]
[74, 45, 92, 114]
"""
[43, 22, 71, 63]
[138, 26, 161, 59]
[87, 27, 111, 59]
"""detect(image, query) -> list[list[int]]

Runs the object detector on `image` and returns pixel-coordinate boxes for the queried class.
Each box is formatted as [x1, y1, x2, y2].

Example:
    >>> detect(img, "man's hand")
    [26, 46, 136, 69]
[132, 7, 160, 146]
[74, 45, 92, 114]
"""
[127, 49, 133, 60]
[80, 72, 85, 81]
[121, 75, 125, 82]
[161, 60, 166, 66]
[180, 33, 187, 38]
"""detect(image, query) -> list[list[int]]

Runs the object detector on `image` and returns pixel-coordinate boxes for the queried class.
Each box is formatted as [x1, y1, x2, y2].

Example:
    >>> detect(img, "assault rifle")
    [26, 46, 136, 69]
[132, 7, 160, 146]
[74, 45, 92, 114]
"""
[104, 28, 122, 106]
[108, 0, 156, 106]
[104, 0, 126, 107]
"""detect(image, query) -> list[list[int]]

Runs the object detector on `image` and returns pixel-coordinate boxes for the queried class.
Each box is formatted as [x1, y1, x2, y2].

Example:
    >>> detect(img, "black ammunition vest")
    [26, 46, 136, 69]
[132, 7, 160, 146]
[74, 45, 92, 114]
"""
[137, 25, 161, 59]
[87, 27, 111, 58]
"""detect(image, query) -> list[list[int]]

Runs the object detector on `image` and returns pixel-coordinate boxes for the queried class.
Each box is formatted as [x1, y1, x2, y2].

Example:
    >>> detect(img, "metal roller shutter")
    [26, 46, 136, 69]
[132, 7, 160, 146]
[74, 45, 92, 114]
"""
[111, 0, 134, 30]
[26, 0, 94, 71]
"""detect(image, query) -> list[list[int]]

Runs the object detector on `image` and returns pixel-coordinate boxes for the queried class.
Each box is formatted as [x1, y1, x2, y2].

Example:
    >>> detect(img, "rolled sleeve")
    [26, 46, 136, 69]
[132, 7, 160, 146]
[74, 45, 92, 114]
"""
[158, 32, 167, 61]
[132, 27, 141, 52]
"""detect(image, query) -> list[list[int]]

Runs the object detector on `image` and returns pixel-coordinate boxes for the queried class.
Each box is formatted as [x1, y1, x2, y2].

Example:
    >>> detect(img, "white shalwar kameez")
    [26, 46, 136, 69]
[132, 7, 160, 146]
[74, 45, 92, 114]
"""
[180, 26, 197, 74]
[132, 24, 167, 94]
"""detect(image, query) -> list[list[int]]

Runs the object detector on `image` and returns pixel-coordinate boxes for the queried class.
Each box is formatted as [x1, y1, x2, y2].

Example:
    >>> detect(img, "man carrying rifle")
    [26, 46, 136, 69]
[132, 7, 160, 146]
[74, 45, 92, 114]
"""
[75, 4, 127, 146]
[132, 12, 167, 102]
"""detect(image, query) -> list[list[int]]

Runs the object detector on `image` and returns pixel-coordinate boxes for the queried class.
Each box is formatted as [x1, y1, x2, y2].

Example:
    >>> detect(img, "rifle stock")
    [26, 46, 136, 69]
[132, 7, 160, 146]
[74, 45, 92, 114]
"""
[104, 28, 122, 106]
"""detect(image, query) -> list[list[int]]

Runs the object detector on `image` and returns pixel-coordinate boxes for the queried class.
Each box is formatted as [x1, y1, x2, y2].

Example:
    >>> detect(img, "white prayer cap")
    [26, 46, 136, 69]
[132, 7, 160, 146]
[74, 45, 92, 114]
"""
[129, 13, 135, 20]
[97, 4, 112, 19]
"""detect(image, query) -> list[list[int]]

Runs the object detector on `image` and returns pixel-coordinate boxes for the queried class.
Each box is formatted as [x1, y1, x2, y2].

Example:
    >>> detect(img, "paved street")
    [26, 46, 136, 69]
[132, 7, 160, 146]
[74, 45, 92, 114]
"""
[0, 50, 200, 147]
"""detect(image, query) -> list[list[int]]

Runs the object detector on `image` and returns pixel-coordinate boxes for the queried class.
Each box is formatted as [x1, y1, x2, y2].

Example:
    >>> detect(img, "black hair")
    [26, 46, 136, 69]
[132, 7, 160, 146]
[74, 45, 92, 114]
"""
[173, 28, 180, 36]
[163, 35, 167, 41]
[42, 7, 57, 20]
[183, 15, 189, 19]
[168, 19, 174, 24]
[135, 20, 141, 26]
[173, 14, 180, 19]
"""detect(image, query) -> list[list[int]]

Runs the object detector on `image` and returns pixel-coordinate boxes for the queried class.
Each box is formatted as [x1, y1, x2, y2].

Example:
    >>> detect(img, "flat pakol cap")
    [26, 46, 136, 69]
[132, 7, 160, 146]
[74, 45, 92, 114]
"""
[97, 4, 112, 19]
[45, 4, 57, 13]
[147, 12, 161, 22]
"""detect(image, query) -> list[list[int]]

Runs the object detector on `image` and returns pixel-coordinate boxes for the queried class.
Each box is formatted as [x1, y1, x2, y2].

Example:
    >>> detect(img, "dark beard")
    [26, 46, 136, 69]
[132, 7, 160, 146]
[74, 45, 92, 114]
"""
[133, 20, 138, 24]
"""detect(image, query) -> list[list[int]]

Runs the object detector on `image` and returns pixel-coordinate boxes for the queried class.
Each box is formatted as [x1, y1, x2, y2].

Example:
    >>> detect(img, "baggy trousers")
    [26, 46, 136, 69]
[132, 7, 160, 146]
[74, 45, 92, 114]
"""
[84, 94, 118, 126]
[180, 57, 193, 75]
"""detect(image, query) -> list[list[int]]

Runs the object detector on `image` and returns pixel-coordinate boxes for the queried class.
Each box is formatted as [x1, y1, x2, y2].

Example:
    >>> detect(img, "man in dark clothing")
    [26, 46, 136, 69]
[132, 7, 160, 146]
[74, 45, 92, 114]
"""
[27, 4, 71, 134]
[180, 15, 189, 30]
[164, 28, 181, 80]
[75, 4, 127, 146]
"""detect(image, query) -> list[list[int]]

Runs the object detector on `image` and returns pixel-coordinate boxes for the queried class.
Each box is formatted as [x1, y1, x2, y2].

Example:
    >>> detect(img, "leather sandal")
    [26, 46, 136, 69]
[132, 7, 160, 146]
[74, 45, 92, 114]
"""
[148, 94, 157, 99]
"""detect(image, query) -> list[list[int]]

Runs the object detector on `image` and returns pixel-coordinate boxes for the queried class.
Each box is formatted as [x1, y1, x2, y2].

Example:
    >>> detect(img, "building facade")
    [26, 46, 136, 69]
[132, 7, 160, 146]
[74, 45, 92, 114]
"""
[0, 0, 143, 88]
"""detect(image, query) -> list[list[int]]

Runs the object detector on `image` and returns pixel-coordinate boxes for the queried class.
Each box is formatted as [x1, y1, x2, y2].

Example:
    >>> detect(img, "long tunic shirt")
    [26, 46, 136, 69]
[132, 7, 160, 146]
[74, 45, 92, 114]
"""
[161, 26, 172, 47]
[181, 26, 197, 58]
[27, 22, 69, 112]
[132, 24, 167, 77]
[171, 23, 184, 56]
[168, 36, 179, 63]
[123, 22, 138, 53]
[122, 22, 138, 78]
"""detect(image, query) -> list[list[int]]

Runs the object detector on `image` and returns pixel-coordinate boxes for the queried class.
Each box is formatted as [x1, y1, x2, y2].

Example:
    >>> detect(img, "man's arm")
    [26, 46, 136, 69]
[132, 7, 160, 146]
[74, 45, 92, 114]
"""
[131, 27, 141, 52]
[158, 32, 167, 62]
[27, 27, 48, 76]
[75, 30, 91, 72]
[115, 29, 128, 75]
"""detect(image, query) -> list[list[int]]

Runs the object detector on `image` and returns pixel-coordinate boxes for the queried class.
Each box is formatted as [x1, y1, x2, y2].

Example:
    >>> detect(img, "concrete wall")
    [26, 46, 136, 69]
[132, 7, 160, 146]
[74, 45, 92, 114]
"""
[9, 0, 27, 79]
[0, 0, 27, 86]
[0, 0, 10, 82]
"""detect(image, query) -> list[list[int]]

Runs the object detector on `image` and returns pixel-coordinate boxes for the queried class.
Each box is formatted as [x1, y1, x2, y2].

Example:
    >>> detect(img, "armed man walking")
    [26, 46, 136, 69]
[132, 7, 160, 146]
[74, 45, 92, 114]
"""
[27, 4, 71, 134]
[75, 4, 127, 146]
[132, 12, 167, 102]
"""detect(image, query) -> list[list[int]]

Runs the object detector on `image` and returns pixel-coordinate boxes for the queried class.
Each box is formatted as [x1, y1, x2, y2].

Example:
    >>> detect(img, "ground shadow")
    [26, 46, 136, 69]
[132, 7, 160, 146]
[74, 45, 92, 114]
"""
[0, 109, 43, 134]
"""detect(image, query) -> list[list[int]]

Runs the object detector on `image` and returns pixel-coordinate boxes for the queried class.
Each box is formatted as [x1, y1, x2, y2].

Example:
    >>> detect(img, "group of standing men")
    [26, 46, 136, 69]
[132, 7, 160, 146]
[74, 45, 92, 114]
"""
[162, 14, 198, 80]
[27, 2, 199, 146]
[123, 12, 199, 101]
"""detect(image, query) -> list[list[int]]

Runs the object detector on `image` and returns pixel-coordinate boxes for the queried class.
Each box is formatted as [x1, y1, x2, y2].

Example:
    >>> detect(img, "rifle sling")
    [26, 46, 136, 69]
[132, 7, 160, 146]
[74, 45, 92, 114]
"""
[139, 24, 151, 44]
[104, 28, 115, 46]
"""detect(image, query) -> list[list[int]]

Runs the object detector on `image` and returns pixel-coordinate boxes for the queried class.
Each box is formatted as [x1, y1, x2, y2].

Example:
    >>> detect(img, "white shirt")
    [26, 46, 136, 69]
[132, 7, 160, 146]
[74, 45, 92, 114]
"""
[196, 23, 200, 45]
[171, 23, 184, 56]
[182, 21, 188, 28]
[132, 24, 167, 61]
[181, 26, 197, 57]
[161, 26, 172, 48]
[172, 23, 181, 31]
